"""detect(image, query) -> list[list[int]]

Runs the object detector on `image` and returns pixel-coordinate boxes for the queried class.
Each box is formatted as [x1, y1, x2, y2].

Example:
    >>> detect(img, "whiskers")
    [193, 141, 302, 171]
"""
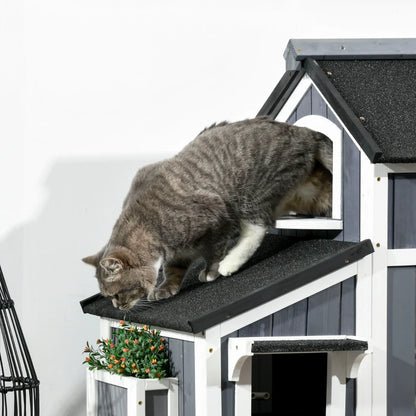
[129, 297, 154, 312]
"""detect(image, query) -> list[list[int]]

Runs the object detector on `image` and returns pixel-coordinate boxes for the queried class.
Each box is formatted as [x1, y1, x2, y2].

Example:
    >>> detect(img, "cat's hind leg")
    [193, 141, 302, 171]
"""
[218, 221, 267, 276]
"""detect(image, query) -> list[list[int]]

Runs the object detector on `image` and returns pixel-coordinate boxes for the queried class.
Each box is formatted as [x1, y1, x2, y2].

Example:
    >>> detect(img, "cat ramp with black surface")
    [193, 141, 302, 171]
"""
[81, 38, 416, 416]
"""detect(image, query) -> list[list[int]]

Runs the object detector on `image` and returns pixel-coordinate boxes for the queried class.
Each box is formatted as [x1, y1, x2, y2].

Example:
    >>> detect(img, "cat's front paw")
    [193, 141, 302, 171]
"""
[198, 269, 220, 282]
[218, 257, 241, 276]
[147, 287, 176, 301]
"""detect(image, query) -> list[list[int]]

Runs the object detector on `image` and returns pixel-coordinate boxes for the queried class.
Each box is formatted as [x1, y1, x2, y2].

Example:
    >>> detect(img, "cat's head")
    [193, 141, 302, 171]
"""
[82, 247, 159, 310]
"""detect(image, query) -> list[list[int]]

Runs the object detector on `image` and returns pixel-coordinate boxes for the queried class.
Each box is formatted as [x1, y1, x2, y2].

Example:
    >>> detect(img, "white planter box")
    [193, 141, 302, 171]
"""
[87, 369, 178, 416]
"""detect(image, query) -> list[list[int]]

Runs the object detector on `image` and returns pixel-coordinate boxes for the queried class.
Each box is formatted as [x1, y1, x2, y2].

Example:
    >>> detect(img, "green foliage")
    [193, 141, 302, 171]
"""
[82, 321, 169, 379]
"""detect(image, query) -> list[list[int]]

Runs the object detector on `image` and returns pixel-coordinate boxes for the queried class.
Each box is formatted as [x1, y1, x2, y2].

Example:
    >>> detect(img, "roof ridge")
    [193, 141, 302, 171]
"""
[285, 38, 416, 70]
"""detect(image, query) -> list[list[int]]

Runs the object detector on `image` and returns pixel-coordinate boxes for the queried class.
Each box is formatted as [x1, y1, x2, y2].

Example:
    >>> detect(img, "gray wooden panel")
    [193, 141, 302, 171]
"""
[183, 341, 195, 416]
[387, 267, 416, 416]
[311, 86, 327, 117]
[307, 283, 341, 335]
[146, 390, 168, 416]
[272, 299, 307, 336]
[345, 378, 356, 416]
[390, 174, 416, 248]
[168, 338, 184, 416]
[341, 131, 360, 242]
[327, 106, 343, 130]
[340, 277, 356, 335]
[287, 111, 296, 124]
[238, 315, 272, 337]
[221, 332, 237, 416]
[295, 87, 312, 119]
[97, 381, 127, 416]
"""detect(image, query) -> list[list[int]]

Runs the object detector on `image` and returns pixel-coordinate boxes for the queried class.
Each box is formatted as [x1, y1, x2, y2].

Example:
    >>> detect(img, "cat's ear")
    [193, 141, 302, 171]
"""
[99, 257, 124, 276]
[82, 252, 102, 268]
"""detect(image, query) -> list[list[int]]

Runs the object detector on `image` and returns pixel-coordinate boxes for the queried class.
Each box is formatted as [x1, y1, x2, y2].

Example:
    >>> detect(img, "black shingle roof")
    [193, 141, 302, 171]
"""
[317, 59, 416, 163]
[259, 39, 416, 163]
[81, 235, 373, 334]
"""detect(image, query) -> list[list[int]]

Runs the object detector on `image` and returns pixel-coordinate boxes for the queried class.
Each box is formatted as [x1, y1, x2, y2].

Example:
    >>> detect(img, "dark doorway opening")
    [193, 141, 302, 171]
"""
[252, 353, 327, 416]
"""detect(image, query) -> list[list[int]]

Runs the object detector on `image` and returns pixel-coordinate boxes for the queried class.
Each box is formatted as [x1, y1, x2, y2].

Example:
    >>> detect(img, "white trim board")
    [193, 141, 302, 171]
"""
[99, 317, 197, 343]
[360, 161, 389, 415]
[275, 218, 343, 230]
[387, 249, 416, 267]
[219, 262, 358, 338]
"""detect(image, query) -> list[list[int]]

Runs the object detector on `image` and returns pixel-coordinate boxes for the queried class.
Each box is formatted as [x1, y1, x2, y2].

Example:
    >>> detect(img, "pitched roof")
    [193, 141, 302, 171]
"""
[81, 235, 373, 334]
[258, 38, 416, 163]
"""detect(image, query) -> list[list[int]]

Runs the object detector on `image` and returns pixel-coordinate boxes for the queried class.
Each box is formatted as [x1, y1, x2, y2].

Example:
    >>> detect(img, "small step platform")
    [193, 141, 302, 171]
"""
[229, 336, 369, 382]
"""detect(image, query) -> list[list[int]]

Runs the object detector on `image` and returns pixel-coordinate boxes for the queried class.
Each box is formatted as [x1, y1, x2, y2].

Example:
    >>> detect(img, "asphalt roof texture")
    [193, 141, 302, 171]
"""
[317, 59, 416, 164]
[81, 235, 373, 334]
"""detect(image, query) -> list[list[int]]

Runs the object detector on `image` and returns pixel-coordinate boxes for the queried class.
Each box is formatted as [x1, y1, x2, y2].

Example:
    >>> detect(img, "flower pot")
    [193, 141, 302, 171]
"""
[87, 369, 178, 416]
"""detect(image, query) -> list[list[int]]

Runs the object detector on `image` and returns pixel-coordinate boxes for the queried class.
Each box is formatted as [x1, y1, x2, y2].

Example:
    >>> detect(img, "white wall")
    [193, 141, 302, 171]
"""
[1, 0, 415, 414]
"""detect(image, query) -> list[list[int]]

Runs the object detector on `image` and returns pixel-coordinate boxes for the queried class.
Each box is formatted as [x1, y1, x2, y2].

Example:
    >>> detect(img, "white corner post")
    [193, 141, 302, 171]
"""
[360, 157, 389, 415]
[194, 325, 222, 416]
[99, 317, 113, 340]
[355, 255, 373, 416]
[86, 368, 98, 416]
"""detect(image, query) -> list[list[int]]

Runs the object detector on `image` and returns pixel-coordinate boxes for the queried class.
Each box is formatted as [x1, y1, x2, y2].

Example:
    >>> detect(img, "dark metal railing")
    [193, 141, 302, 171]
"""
[0, 266, 39, 415]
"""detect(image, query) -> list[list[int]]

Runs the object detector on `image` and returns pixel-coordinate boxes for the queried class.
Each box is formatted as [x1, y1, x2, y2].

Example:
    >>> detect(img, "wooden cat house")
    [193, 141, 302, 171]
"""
[81, 38, 416, 416]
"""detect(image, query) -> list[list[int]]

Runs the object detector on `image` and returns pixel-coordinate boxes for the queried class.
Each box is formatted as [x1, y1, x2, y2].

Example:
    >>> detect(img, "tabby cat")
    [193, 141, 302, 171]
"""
[83, 118, 332, 310]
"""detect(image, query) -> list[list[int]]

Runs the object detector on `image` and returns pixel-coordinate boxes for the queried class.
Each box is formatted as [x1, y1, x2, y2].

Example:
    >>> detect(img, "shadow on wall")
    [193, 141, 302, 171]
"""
[0, 153, 170, 416]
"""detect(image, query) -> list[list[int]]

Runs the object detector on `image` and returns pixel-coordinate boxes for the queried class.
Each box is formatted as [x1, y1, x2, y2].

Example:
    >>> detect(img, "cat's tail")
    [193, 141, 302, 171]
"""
[315, 132, 333, 174]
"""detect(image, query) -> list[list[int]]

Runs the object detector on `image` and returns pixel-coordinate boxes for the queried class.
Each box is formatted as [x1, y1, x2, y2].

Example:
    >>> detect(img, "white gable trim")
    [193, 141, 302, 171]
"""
[219, 262, 358, 338]
[276, 72, 365, 159]
[275, 73, 313, 122]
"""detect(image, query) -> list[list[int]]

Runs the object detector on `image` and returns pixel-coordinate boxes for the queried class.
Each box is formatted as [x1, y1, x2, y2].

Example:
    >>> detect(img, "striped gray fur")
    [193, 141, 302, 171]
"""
[83, 118, 332, 309]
